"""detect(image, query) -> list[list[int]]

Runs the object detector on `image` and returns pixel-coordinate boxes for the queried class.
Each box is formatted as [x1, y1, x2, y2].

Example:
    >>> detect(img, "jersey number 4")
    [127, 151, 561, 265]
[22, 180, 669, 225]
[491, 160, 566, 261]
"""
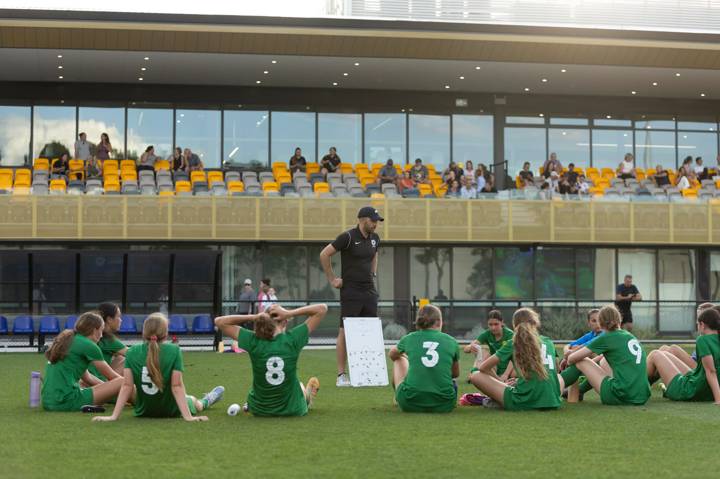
[422, 341, 440, 368]
[541, 344, 555, 371]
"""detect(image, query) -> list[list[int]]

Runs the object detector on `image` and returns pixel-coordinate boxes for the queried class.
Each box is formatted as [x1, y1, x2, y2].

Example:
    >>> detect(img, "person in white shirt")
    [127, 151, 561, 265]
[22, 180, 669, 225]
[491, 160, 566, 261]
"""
[460, 175, 477, 199]
[74, 132, 92, 161]
[616, 153, 636, 180]
[463, 161, 476, 184]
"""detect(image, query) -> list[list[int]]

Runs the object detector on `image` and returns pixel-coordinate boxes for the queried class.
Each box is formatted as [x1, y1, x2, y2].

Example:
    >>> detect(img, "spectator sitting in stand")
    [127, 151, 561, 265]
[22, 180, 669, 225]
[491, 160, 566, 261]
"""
[377, 159, 398, 187]
[463, 161, 475, 184]
[651, 165, 671, 188]
[566, 163, 579, 185]
[85, 156, 103, 179]
[398, 170, 416, 193]
[410, 158, 431, 184]
[616, 153, 636, 181]
[289, 147, 306, 176]
[443, 169, 456, 189]
[51, 152, 70, 179]
[676, 170, 692, 190]
[542, 152, 563, 178]
[679, 156, 697, 181]
[138, 145, 159, 173]
[447, 180, 461, 198]
[543, 171, 560, 192]
[479, 171, 497, 194]
[695, 156, 708, 181]
[185, 148, 204, 172]
[518, 161, 534, 188]
[442, 161, 463, 183]
[558, 171, 579, 195]
[459, 175, 477, 199]
[169, 147, 186, 172]
[577, 174, 590, 194]
[320, 147, 341, 176]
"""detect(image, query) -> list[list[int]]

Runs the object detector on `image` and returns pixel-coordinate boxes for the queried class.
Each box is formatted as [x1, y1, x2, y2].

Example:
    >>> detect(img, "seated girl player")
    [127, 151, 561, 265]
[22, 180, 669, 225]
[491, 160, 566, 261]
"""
[646, 307, 720, 403]
[93, 313, 224, 422]
[389, 304, 459, 413]
[470, 308, 562, 411]
[565, 305, 650, 406]
[463, 309, 514, 382]
[86, 302, 127, 382]
[214, 304, 327, 417]
[42, 312, 124, 412]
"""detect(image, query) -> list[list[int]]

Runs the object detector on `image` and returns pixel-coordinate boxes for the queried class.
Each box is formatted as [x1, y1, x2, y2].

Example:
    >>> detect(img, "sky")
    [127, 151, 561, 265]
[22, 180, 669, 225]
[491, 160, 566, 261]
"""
[0, 0, 328, 17]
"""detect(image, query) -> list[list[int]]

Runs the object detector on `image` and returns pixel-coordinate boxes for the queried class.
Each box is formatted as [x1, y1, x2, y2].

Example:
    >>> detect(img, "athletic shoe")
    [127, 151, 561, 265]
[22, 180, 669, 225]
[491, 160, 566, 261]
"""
[201, 386, 225, 407]
[81, 405, 106, 413]
[659, 382, 667, 394]
[336, 373, 351, 387]
[459, 393, 489, 406]
[242, 402, 249, 413]
[306, 377, 320, 408]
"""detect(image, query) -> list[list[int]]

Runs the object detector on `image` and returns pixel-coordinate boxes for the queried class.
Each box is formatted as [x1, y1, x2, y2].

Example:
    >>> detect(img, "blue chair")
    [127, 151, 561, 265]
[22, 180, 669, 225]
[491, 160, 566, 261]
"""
[192, 314, 214, 334]
[119, 315, 138, 334]
[12, 316, 34, 334]
[64, 315, 78, 330]
[168, 315, 189, 334]
[0, 316, 8, 334]
[39, 316, 61, 335]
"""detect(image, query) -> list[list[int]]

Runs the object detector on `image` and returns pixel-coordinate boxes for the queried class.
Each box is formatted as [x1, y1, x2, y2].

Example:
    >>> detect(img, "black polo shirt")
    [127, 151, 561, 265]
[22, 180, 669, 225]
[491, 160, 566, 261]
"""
[615, 283, 639, 321]
[331, 226, 380, 299]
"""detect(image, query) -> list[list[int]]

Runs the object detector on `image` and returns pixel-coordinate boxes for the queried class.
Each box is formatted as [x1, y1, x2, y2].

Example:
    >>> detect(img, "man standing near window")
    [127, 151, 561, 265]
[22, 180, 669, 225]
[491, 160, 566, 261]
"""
[615, 274, 641, 331]
[320, 206, 382, 387]
[74, 132, 91, 161]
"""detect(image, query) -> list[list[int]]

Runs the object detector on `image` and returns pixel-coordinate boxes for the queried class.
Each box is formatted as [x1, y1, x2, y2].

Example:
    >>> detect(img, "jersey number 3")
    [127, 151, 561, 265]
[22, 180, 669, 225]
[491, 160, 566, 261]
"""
[141, 366, 159, 395]
[422, 341, 440, 368]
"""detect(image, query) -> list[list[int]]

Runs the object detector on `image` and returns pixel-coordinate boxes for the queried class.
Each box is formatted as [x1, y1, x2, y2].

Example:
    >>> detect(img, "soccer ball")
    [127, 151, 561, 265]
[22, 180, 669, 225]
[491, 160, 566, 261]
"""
[227, 403, 241, 416]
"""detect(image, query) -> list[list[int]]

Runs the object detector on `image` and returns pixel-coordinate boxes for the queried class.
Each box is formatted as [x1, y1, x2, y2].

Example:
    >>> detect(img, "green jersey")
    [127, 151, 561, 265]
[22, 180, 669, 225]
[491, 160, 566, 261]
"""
[238, 323, 309, 417]
[587, 329, 650, 405]
[396, 329, 459, 411]
[87, 335, 125, 381]
[665, 334, 720, 401]
[42, 334, 103, 411]
[496, 336, 561, 411]
[125, 342, 185, 417]
[476, 327, 514, 375]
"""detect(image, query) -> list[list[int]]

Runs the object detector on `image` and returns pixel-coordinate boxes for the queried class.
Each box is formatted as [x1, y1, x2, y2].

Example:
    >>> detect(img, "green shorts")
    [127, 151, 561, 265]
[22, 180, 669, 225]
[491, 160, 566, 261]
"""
[664, 374, 712, 402]
[395, 383, 456, 413]
[599, 377, 648, 406]
[43, 387, 95, 412]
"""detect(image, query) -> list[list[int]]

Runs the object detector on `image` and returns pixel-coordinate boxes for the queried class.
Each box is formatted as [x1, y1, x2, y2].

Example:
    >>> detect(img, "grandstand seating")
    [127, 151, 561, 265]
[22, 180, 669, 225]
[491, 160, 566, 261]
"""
[0, 316, 7, 334]
[119, 315, 138, 334]
[64, 315, 77, 330]
[12, 316, 34, 334]
[169, 314, 189, 334]
[192, 314, 214, 334]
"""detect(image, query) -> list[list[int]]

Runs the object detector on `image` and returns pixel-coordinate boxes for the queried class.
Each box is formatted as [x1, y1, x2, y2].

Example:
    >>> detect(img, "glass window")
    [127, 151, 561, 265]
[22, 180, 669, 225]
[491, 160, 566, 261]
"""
[550, 118, 588, 126]
[221, 245, 259, 302]
[78, 107, 125, 159]
[535, 247, 575, 299]
[452, 115, 493, 170]
[678, 132, 718, 165]
[0, 252, 29, 312]
[678, 121, 717, 131]
[494, 247, 533, 299]
[0, 106, 31, 166]
[593, 119, 632, 128]
[126, 253, 170, 313]
[408, 115, 450, 170]
[127, 108, 173, 161]
[504, 127, 546, 177]
[658, 249, 696, 332]
[576, 249, 596, 300]
[79, 253, 123, 309]
[548, 128, 589, 167]
[592, 130, 633, 170]
[223, 110, 269, 168]
[32, 106, 76, 159]
[452, 247, 492, 300]
[176, 109, 221, 168]
[634, 130, 676, 170]
[617, 249, 657, 330]
[635, 119, 675, 130]
[506, 116, 545, 125]
[32, 252, 76, 314]
[365, 113, 406, 165]
[262, 245, 307, 300]
[318, 113, 362, 165]
[271, 112, 316, 166]
[410, 247, 451, 301]
[592, 249, 616, 301]
[377, 246, 394, 301]
[711, 252, 720, 301]
[173, 252, 217, 312]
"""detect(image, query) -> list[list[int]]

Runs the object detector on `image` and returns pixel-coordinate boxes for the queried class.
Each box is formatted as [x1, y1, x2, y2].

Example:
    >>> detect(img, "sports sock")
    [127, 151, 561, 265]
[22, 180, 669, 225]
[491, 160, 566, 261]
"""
[201, 398, 209, 409]
[560, 364, 581, 386]
[579, 378, 593, 394]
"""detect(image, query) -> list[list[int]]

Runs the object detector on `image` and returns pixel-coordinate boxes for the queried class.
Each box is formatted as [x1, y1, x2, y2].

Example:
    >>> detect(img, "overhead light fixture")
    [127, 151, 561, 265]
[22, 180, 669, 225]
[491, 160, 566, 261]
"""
[675, 72, 681, 77]
[701, 92, 706, 97]
[560, 68, 567, 73]
[256, 80, 262, 84]
[562, 131, 567, 136]
[57, 65, 63, 69]
[444, 85, 450, 89]
[144, 56, 150, 61]
[354, 62, 360, 66]
[180, 113, 185, 118]
[141, 67, 146, 71]
[539, 113, 544, 117]
[541, 78, 548, 83]
[343, 72, 348, 76]
[459, 76, 465, 80]
[271, 60, 277, 64]
[401, 109, 405, 112]
[263, 70, 269, 74]
[332, 82, 338, 86]
[60, 100, 65, 104]
[138, 77, 143, 81]
[475, 66, 481, 70]
[631, 91, 637, 95]
[652, 82, 658, 86]
[524, 87, 530, 92]
[606, 115, 612, 119]
[57, 54, 62, 59]
[58, 75, 63, 79]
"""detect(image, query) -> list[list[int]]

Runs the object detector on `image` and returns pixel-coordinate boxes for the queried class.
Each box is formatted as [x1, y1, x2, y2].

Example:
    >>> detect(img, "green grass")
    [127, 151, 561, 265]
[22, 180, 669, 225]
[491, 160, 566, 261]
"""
[2, 349, 720, 479]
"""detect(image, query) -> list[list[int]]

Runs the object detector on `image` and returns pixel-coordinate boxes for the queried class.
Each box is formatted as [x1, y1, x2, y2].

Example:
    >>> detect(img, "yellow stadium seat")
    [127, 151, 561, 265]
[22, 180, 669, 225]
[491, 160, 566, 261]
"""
[103, 159, 119, 171]
[586, 167, 599, 178]
[394, 165, 403, 175]
[589, 186, 605, 197]
[104, 177, 120, 192]
[190, 171, 207, 184]
[516, 176, 524, 189]
[276, 173, 292, 185]
[262, 181, 279, 192]
[33, 158, 49, 171]
[154, 159, 170, 172]
[355, 164, 370, 174]
[313, 182, 330, 194]
[175, 180, 192, 193]
[226, 181, 244, 194]
[340, 163, 354, 174]
[370, 193, 385, 199]
[120, 160, 135, 170]
[207, 171, 224, 185]
[159, 190, 175, 197]
[0, 169, 13, 190]
[306, 163, 320, 175]
[121, 171, 138, 182]
[682, 188, 698, 198]
[49, 179, 66, 193]
[426, 164, 437, 174]
[272, 162, 289, 172]
[404, 164, 413, 171]
[68, 159, 85, 181]
[14, 169, 31, 188]
[434, 183, 447, 197]
[601, 167, 615, 178]
[646, 168, 657, 177]
[538, 166, 545, 176]
[418, 184, 433, 197]
[359, 175, 376, 188]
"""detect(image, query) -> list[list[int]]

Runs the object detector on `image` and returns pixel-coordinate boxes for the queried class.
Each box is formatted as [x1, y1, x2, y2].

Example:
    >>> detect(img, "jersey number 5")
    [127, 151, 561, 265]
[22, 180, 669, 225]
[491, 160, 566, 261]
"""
[141, 366, 159, 395]
[422, 341, 440, 368]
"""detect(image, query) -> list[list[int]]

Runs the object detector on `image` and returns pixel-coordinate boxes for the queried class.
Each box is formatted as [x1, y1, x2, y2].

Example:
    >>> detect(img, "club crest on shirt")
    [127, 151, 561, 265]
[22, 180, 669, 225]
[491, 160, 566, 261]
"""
[371, 239, 377, 247]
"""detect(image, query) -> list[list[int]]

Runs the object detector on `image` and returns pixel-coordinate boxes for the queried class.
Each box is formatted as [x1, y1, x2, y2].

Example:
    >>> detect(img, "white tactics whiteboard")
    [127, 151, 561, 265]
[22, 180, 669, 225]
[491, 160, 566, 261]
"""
[344, 317, 389, 387]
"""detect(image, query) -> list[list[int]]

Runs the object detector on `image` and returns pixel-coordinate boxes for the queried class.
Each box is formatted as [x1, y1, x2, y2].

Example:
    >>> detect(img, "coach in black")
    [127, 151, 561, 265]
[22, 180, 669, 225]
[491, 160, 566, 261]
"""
[615, 274, 642, 331]
[320, 206, 383, 387]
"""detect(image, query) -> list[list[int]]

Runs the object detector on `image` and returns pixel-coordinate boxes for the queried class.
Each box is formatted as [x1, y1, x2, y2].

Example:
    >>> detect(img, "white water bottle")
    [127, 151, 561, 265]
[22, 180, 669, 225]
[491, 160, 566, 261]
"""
[29, 371, 41, 408]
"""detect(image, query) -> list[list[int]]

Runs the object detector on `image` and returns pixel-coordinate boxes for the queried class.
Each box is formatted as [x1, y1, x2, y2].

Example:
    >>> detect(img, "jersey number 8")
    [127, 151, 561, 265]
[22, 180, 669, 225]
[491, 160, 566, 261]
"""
[265, 356, 285, 386]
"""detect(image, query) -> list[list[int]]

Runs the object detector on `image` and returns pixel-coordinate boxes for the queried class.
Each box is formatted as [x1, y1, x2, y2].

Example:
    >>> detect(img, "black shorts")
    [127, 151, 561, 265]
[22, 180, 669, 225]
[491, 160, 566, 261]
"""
[339, 292, 378, 327]
[620, 311, 633, 324]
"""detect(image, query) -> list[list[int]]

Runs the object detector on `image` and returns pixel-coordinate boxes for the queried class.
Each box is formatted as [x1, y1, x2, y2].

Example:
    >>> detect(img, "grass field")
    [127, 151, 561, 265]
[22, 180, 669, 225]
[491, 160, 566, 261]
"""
[2, 348, 720, 479]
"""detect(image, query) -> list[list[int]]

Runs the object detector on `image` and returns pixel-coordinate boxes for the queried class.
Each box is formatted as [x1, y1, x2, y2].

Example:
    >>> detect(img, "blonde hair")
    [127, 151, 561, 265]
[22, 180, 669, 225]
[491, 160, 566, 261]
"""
[511, 308, 548, 381]
[143, 313, 169, 392]
[255, 312, 285, 340]
[46, 312, 103, 364]
[598, 304, 622, 331]
[416, 304, 442, 330]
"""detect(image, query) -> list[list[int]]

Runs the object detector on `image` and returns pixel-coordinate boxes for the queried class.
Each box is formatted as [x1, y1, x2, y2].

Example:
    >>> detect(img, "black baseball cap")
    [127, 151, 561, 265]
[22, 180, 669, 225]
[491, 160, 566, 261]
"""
[358, 206, 384, 221]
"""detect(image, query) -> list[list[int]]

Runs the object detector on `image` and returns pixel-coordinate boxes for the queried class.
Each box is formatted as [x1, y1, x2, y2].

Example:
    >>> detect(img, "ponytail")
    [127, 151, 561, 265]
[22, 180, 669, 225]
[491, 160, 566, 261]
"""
[45, 330, 75, 363]
[143, 313, 169, 392]
[511, 308, 548, 381]
[598, 304, 622, 331]
[255, 313, 280, 340]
